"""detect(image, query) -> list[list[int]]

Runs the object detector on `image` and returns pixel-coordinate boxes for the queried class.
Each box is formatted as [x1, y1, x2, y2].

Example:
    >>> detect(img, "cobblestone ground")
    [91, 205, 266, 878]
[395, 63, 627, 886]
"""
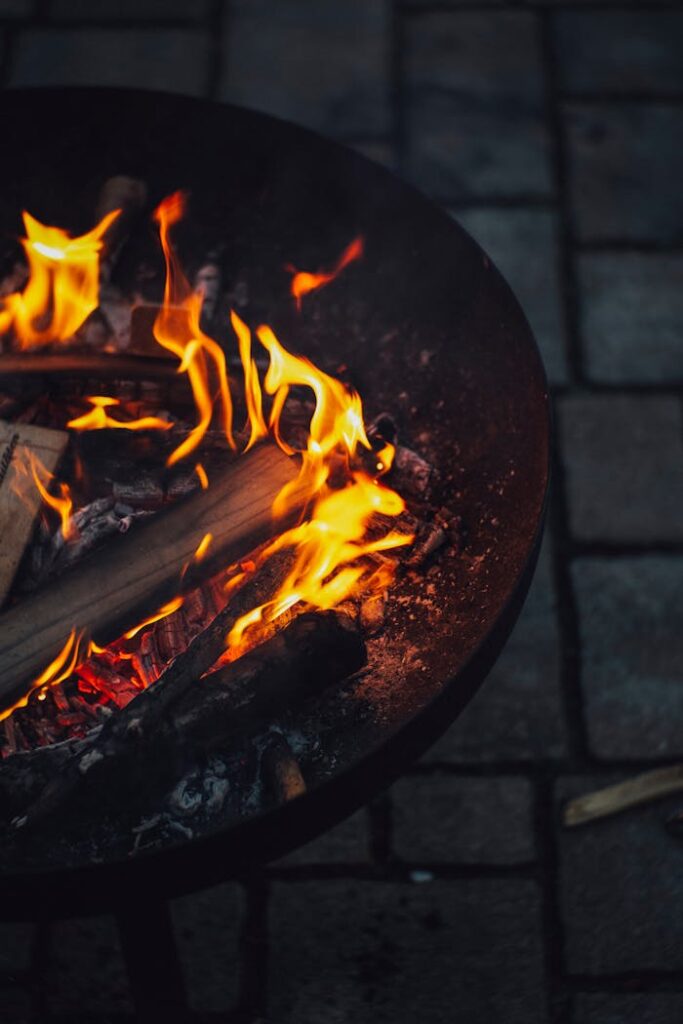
[1, 2, 682, 1022]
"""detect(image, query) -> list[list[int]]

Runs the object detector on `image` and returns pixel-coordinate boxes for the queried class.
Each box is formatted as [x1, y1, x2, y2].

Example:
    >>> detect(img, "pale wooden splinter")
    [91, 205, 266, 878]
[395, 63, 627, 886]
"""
[0, 443, 307, 715]
[0, 421, 68, 609]
[563, 765, 683, 827]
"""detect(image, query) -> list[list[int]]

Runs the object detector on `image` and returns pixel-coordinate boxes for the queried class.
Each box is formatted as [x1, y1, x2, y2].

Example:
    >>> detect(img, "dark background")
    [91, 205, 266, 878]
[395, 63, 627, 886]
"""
[0, 2, 682, 1022]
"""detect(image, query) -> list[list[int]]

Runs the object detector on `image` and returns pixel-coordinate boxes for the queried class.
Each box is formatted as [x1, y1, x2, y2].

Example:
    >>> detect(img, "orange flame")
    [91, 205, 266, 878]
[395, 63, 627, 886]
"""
[0, 209, 119, 348]
[194, 463, 209, 489]
[0, 629, 85, 722]
[124, 596, 185, 640]
[287, 236, 364, 310]
[153, 193, 236, 464]
[24, 449, 75, 540]
[67, 396, 173, 432]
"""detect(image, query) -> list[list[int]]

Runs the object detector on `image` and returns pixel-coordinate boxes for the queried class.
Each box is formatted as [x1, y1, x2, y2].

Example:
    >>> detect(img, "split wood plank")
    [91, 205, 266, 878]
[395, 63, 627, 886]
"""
[0, 442, 306, 713]
[563, 765, 683, 827]
[0, 420, 68, 609]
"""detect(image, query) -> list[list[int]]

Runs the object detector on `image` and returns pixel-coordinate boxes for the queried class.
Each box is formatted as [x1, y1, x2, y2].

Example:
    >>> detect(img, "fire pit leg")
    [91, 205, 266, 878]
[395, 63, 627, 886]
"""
[116, 899, 187, 1022]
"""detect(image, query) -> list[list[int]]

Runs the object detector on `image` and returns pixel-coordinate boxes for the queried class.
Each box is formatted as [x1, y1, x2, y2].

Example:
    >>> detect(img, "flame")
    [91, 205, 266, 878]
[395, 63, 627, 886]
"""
[67, 396, 172, 432]
[0, 196, 415, 733]
[153, 193, 236, 464]
[23, 449, 75, 540]
[0, 629, 85, 722]
[124, 596, 185, 640]
[287, 236, 364, 310]
[194, 463, 209, 489]
[0, 209, 119, 348]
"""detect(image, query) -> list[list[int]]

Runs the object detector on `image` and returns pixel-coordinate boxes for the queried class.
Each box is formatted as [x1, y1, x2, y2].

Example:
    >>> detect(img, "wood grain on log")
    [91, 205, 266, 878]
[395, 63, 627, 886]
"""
[0, 443, 306, 713]
[0, 420, 68, 608]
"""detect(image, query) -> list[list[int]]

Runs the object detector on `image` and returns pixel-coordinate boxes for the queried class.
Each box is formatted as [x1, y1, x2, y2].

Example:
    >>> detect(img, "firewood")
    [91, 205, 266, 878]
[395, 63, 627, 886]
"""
[0, 420, 68, 608]
[0, 352, 180, 381]
[95, 175, 147, 278]
[0, 443, 306, 713]
[12, 608, 365, 830]
[261, 733, 307, 803]
[563, 765, 683, 827]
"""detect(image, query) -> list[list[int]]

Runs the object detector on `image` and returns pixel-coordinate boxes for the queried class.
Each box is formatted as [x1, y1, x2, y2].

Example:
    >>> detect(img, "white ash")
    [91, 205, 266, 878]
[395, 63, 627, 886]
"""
[78, 748, 104, 774]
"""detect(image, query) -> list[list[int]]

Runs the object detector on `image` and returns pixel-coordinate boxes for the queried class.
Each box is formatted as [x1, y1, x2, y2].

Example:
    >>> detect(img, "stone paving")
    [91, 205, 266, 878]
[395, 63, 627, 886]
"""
[0, 1, 682, 1022]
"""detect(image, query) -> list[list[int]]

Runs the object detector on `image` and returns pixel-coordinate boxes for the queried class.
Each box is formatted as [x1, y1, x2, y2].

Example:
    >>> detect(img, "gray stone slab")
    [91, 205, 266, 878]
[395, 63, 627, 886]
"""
[269, 878, 546, 1023]
[558, 395, 683, 544]
[276, 809, 369, 866]
[455, 206, 569, 384]
[171, 883, 243, 1013]
[9, 28, 209, 95]
[0, 0, 30, 16]
[219, 0, 390, 138]
[405, 12, 552, 200]
[0, 922, 33, 977]
[573, 556, 683, 761]
[423, 533, 566, 763]
[556, 12, 683, 96]
[580, 252, 683, 384]
[566, 104, 683, 244]
[574, 992, 683, 1024]
[52, 0, 210, 17]
[45, 915, 132, 1014]
[557, 775, 683, 974]
[392, 775, 535, 864]
[0, 989, 30, 1023]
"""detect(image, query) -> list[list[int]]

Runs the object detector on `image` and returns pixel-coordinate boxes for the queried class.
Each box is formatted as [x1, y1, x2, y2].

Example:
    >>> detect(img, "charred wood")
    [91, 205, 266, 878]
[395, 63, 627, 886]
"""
[261, 733, 306, 803]
[11, 608, 365, 831]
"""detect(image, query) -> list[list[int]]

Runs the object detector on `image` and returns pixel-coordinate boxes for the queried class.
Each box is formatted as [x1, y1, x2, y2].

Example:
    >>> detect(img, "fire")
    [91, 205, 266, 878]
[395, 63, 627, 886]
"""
[67, 396, 172, 432]
[0, 629, 84, 722]
[0, 209, 119, 348]
[153, 193, 236, 464]
[287, 236, 364, 310]
[1, 194, 414, 731]
[15, 448, 75, 541]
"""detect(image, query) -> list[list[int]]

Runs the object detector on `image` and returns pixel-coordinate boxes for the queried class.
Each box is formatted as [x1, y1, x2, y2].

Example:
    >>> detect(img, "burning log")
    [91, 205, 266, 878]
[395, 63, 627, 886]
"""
[95, 175, 147, 278]
[0, 421, 68, 607]
[0, 352, 181, 381]
[12, 608, 365, 830]
[0, 443, 306, 714]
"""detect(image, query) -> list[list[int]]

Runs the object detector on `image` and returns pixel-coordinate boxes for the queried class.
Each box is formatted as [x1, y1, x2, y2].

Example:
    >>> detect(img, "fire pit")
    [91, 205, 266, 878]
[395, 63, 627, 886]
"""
[0, 89, 549, 924]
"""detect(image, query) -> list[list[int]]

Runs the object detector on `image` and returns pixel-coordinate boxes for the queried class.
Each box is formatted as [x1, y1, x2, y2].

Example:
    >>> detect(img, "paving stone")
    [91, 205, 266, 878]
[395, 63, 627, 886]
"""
[51, 0, 210, 18]
[0, 988, 31, 1024]
[574, 992, 683, 1024]
[9, 28, 209, 95]
[276, 809, 370, 866]
[269, 878, 545, 1023]
[392, 775, 535, 864]
[405, 12, 552, 200]
[557, 775, 683, 974]
[566, 104, 683, 244]
[171, 883, 243, 1013]
[45, 915, 132, 1014]
[220, 0, 390, 138]
[559, 395, 683, 544]
[573, 556, 683, 761]
[423, 533, 566, 763]
[556, 12, 683, 96]
[455, 206, 568, 384]
[0, 0, 30, 16]
[580, 252, 683, 384]
[0, 922, 33, 978]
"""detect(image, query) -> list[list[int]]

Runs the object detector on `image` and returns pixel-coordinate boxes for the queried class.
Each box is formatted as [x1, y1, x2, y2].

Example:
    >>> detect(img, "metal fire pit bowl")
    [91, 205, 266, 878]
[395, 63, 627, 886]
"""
[0, 88, 550, 919]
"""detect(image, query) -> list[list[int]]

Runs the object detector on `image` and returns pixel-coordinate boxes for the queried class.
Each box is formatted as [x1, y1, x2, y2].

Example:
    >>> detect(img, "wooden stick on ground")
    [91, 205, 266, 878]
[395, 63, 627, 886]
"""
[0, 421, 68, 609]
[563, 765, 683, 827]
[0, 443, 307, 714]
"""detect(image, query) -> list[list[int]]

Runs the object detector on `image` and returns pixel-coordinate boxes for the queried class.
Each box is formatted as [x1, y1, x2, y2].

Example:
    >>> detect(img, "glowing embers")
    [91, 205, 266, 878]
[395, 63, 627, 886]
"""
[0, 209, 119, 349]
